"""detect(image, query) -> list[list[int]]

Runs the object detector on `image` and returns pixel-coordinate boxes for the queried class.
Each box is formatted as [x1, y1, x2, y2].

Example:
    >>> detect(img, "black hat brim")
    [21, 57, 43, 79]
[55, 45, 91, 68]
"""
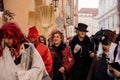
[75, 27, 88, 32]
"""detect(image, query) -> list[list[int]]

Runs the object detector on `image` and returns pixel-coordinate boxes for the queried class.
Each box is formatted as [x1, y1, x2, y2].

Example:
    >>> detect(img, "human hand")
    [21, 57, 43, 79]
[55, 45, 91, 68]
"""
[113, 69, 120, 77]
[90, 52, 95, 58]
[59, 67, 65, 73]
[108, 64, 114, 72]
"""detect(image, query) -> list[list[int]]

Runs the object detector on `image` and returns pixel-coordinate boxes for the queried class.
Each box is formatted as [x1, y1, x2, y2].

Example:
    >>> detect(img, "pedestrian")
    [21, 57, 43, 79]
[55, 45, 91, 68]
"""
[87, 35, 116, 80]
[0, 21, 46, 80]
[49, 29, 74, 80]
[28, 26, 53, 76]
[69, 23, 95, 80]
[39, 35, 47, 45]
[107, 34, 120, 80]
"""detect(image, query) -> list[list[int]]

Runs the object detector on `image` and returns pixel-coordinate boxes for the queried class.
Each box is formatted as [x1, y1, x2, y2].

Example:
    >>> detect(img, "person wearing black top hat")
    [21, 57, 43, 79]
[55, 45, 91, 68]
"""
[69, 23, 95, 80]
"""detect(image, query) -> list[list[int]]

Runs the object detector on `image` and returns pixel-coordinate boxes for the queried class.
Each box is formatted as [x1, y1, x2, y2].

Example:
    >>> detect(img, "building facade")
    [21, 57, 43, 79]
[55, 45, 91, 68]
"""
[53, 0, 78, 40]
[3, 0, 35, 35]
[1, 0, 78, 40]
[65, 0, 78, 39]
[98, 0, 119, 34]
[78, 8, 99, 36]
[2, 0, 55, 38]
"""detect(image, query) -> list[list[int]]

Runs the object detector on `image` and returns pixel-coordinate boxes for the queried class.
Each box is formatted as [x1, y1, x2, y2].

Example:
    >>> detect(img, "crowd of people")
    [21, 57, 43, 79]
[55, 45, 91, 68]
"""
[0, 21, 120, 80]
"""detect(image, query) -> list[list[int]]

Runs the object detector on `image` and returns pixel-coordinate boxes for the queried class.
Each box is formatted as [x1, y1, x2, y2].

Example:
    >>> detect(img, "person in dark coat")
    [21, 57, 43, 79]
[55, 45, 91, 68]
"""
[49, 29, 74, 80]
[87, 35, 116, 80]
[69, 23, 95, 80]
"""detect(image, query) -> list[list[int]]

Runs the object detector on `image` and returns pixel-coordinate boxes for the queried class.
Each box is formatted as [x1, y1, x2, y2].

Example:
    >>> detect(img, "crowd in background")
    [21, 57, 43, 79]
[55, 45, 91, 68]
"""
[0, 21, 120, 80]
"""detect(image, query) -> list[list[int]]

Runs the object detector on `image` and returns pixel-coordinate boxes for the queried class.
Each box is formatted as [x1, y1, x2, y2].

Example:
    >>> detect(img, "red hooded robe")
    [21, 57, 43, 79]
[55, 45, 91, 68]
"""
[28, 26, 52, 75]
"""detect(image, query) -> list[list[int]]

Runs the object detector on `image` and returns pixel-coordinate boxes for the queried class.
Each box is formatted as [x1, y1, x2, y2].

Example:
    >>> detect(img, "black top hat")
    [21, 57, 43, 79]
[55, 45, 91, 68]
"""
[75, 23, 88, 32]
[100, 35, 111, 45]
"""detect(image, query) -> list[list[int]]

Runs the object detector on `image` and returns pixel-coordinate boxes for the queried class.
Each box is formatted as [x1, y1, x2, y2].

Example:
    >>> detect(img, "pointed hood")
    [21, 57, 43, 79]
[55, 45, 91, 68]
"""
[28, 26, 39, 40]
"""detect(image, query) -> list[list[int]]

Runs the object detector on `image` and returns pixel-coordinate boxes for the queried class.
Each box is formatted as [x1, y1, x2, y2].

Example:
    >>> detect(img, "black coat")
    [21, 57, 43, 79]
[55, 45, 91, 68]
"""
[87, 54, 114, 80]
[69, 35, 94, 80]
[51, 42, 66, 80]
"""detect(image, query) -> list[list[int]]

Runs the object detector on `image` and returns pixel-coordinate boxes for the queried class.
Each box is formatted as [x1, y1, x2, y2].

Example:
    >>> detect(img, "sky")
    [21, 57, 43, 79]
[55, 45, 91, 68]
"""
[78, 0, 99, 10]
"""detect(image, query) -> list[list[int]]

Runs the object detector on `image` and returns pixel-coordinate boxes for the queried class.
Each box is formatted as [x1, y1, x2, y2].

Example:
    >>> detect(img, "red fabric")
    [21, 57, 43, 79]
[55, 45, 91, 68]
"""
[50, 45, 74, 80]
[0, 22, 28, 57]
[62, 46, 74, 72]
[0, 22, 23, 42]
[28, 26, 39, 40]
[28, 26, 52, 75]
[51, 45, 74, 72]
[36, 43, 53, 75]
